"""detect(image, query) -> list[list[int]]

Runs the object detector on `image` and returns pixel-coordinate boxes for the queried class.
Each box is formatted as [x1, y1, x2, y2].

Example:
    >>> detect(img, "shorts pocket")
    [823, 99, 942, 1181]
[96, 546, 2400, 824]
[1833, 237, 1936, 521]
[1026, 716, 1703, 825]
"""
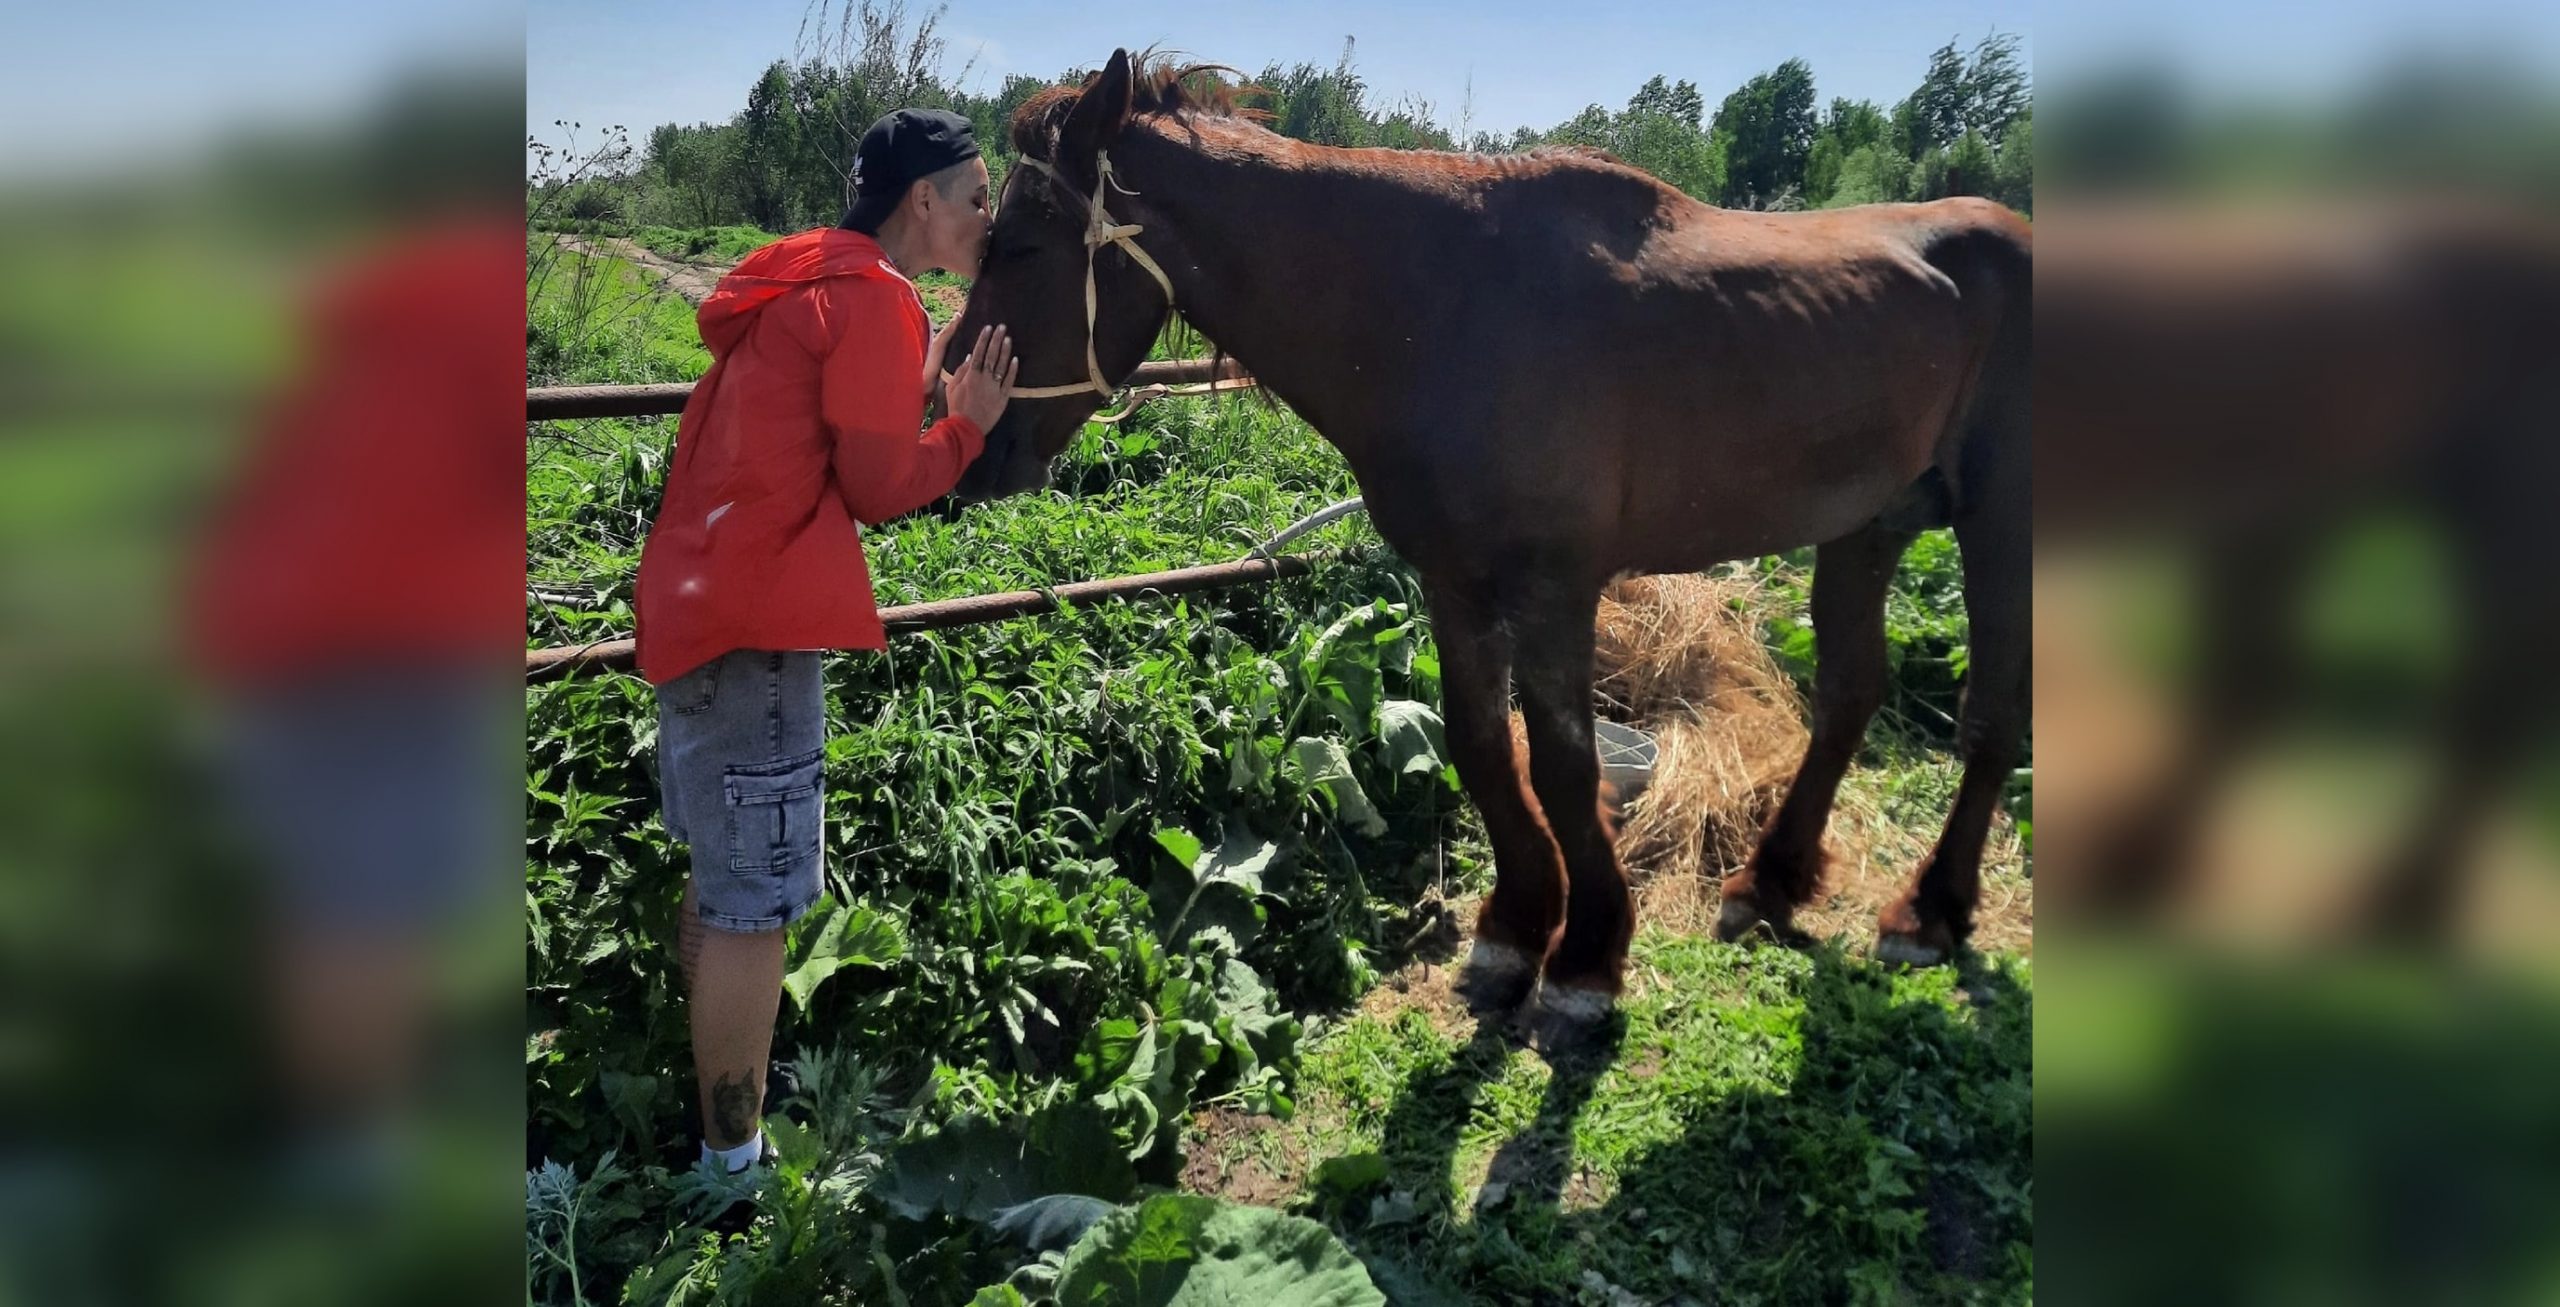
[724, 749, 824, 873]
[660, 658, 722, 716]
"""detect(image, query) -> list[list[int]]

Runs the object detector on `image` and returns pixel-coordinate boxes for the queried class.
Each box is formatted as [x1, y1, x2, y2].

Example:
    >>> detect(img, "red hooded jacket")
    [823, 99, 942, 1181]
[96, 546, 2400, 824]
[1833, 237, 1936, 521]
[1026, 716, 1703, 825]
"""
[188, 217, 524, 686]
[634, 228, 984, 684]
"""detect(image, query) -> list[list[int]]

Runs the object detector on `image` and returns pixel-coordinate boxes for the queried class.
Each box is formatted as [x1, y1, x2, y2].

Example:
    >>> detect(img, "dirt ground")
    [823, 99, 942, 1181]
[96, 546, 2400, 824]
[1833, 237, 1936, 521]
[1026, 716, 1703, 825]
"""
[556, 234, 728, 305]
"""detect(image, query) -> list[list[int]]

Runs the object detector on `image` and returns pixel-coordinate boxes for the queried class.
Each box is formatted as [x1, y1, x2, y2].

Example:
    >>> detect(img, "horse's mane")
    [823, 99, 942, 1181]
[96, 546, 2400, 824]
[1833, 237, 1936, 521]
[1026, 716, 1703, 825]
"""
[1009, 50, 1268, 157]
[1010, 50, 1650, 187]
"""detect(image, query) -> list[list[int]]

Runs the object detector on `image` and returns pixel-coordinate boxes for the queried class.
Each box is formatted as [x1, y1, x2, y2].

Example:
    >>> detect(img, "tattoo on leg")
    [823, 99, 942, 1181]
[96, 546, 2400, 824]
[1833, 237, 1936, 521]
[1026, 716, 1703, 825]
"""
[709, 1070, 760, 1146]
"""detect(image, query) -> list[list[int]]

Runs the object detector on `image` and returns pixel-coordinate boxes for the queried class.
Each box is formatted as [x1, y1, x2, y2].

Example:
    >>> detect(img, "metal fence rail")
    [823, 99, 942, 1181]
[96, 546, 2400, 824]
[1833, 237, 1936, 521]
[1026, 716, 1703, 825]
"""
[526, 553, 1321, 681]
[527, 356, 1252, 423]
[525, 355, 1302, 682]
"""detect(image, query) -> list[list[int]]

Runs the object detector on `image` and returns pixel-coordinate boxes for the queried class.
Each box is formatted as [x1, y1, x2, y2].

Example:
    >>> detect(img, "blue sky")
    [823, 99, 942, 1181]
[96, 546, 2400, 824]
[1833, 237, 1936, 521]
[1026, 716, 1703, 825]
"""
[9, 0, 2554, 184]
[527, 0, 2032, 150]
[2, 0, 518, 179]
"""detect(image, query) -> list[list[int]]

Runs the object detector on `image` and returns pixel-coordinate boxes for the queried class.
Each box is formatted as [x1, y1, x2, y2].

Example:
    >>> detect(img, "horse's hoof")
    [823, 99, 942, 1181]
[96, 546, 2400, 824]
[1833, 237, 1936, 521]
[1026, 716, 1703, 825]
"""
[1455, 939, 1541, 1015]
[1714, 898, 1760, 942]
[1715, 897, 1790, 944]
[1874, 928, 1952, 967]
[1524, 983, 1616, 1054]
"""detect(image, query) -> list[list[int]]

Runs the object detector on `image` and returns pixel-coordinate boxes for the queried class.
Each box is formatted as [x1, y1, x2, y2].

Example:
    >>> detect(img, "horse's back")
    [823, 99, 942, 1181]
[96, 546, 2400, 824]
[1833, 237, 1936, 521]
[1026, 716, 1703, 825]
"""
[1673, 196, 2027, 294]
[1580, 199, 2029, 565]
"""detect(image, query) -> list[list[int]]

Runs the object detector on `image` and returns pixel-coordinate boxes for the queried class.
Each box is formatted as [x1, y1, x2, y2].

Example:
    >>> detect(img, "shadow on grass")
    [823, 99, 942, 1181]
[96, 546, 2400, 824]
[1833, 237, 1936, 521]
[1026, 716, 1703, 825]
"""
[2037, 954, 2560, 1306]
[1319, 945, 2034, 1305]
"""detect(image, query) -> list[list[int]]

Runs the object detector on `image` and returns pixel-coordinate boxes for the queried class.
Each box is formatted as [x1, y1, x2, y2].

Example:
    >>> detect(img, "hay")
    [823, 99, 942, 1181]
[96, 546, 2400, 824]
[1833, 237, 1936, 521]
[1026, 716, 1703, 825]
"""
[1489, 571, 2032, 951]
[1591, 575, 1811, 891]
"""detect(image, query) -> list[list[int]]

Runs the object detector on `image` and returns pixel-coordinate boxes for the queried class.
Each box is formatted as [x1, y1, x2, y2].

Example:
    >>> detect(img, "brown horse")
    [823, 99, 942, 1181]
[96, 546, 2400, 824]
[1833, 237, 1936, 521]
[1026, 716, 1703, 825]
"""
[950, 49, 2031, 1037]
[2038, 201, 2560, 938]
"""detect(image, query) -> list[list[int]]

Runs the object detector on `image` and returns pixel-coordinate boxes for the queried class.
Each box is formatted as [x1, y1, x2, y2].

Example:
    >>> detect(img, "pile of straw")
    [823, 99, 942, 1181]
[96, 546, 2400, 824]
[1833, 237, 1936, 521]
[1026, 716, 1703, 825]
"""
[1590, 574, 1811, 886]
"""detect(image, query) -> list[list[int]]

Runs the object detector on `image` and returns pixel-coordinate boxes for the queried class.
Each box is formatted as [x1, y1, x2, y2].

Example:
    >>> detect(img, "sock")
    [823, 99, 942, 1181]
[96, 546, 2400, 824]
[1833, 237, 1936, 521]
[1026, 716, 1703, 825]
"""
[701, 1131, 764, 1174]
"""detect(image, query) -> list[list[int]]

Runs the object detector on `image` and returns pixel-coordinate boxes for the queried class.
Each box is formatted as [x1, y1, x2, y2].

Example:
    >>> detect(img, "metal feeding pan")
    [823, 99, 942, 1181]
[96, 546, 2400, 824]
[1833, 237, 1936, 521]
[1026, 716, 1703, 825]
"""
[1594, 719, 1658, 797]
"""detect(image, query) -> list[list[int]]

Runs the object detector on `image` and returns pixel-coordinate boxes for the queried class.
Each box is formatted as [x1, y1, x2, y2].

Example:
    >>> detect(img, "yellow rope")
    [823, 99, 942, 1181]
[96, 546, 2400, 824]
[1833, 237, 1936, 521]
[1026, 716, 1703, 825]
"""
[1005, 152, 1178, 400]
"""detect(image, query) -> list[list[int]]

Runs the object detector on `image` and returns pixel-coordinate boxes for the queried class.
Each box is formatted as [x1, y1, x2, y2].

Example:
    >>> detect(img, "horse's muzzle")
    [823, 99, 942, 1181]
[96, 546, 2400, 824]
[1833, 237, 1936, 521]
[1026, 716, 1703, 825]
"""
[949, 420, 1050, 504]
[949, 419, 1016, 503]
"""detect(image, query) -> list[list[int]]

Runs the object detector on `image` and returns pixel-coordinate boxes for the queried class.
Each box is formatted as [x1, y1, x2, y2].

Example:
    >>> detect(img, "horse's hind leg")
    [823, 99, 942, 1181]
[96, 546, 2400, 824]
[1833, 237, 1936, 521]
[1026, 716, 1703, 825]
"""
[1881, 432, 2030, 965]
[2077, 525, 2315, 918]
[2358, 444, 2560, 942]
[1433, 581, 1570, 1014]
[1717, 519, 1919, 943]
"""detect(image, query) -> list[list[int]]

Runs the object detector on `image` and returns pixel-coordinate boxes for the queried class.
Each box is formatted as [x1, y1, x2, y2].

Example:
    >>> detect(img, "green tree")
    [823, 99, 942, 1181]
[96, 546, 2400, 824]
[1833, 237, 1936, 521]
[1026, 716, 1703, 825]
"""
[647, 124, 743, 227]
[1893, 33, 2029, 160]
[1531, 99, 1725, 202]
[736, 62, 797, 229]
[775, 0, 965, 223]
[1373, 98, 1455, 151]
[1612, 111, 1727, 200]
[1895, 40, 1971, 158]
[1962, 33, 2031, 145]
[1803, 98, 1888, 205]
[1543, 103, 1615, 150]
[1710, 57, 1818, 207]
[1824, 98, 1890, 152]
[1627, 74, 1705, 129]
[1932, 129, 1998, 199]
[786, 59, 864, 225]
[644, 122, 682, 178]
[952, 73, 1040, 157]
[1991, 113, 2033, 213]
[1824, 142, 1913, 207]
[1251, 38, 1375, 147]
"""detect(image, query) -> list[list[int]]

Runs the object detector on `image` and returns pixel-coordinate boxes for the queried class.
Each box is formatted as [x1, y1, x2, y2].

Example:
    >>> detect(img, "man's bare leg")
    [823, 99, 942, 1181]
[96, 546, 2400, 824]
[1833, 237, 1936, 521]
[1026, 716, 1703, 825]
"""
[678, 880, 786, 1151]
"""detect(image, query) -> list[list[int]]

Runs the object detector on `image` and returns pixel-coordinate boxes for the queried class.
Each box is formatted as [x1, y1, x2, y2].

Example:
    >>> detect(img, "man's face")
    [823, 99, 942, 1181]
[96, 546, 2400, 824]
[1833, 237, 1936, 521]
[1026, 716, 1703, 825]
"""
[926, 157, 994, 277]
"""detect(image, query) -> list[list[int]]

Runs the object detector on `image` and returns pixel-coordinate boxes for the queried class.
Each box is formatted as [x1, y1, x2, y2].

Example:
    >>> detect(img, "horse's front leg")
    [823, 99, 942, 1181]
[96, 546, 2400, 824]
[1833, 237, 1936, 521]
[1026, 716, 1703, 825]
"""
[1514, 578, 1634, 1046]
[1431, 580, 1568, 1016]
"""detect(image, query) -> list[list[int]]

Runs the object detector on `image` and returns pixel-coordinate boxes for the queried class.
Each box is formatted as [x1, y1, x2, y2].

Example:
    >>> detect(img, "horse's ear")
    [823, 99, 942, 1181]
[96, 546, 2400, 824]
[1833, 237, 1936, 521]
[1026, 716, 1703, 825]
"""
[1062, 48, 1134, 158]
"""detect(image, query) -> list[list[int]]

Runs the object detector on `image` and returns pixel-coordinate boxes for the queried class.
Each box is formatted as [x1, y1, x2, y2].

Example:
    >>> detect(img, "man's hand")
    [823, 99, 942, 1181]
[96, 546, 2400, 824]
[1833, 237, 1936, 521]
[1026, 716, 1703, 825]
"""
[945, 325, 1019, 435]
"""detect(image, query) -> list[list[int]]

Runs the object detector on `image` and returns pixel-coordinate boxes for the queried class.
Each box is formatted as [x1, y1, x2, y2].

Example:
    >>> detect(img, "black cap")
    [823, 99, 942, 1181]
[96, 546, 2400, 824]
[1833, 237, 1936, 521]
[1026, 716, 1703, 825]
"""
[841, 108, 982, 232]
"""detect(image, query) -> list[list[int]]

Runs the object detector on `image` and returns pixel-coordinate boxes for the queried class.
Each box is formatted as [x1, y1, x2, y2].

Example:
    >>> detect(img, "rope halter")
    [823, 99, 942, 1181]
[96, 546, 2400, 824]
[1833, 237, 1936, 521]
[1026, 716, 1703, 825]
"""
[959, 150, 1178, 402]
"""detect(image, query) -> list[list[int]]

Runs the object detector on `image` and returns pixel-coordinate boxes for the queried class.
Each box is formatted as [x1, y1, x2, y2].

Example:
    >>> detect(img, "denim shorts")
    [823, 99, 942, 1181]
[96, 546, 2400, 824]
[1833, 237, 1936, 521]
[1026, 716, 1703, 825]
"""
[217, 667, 513, 931]
[655, 649, 827, 933]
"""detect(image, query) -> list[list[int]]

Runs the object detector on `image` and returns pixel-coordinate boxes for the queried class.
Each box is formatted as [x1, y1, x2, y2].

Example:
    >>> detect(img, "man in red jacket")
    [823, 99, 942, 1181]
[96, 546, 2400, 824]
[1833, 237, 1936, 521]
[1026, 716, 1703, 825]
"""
[633, 108, 1019, 1174]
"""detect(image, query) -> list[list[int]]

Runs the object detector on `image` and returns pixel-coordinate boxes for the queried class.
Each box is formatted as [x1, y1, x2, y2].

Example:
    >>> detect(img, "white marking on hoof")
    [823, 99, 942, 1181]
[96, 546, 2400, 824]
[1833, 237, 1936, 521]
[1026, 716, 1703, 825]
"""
[1464, 939, 1539, 984]
[1537, 984, 1616, 1027]
[1875, 932, 1947, 967]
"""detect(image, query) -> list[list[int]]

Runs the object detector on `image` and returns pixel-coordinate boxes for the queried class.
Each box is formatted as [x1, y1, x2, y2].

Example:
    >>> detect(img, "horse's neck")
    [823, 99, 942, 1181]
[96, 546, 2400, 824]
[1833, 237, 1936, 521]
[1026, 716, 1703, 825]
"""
[1124, 127, 1387, 439]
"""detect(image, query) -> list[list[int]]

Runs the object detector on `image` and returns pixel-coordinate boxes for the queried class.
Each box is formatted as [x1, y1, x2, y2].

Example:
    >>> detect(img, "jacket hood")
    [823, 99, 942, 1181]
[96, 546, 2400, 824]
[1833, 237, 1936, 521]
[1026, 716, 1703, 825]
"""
[694, 228, 905, 355]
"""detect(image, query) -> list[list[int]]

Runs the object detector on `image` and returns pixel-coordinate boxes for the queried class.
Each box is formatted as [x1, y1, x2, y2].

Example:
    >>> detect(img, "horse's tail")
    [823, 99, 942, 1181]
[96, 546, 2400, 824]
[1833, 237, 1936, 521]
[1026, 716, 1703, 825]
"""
[1916, 199, 2032, 516]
